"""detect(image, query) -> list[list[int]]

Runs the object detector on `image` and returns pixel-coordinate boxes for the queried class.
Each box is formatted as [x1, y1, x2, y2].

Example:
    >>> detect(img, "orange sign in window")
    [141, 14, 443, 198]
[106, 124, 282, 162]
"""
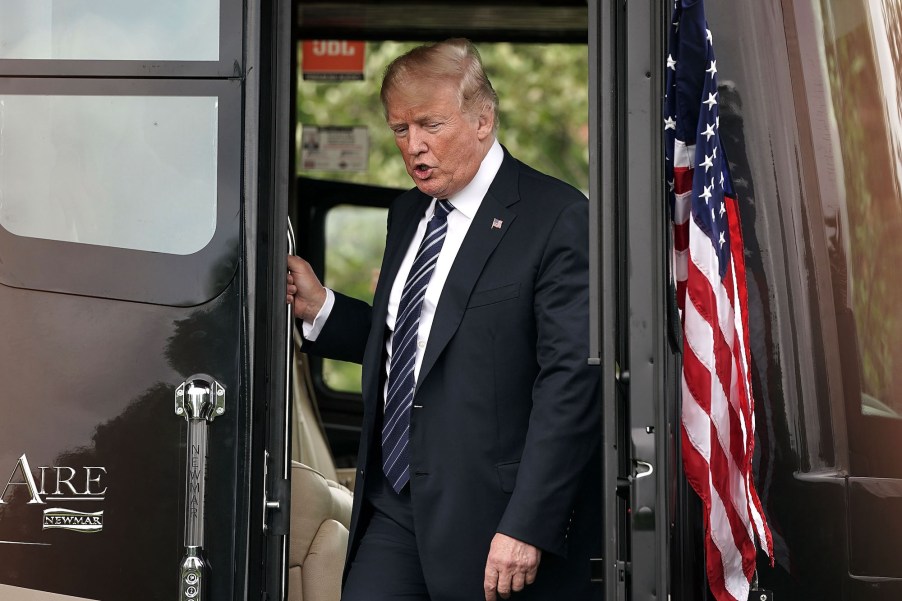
[302, 40, 365, 81]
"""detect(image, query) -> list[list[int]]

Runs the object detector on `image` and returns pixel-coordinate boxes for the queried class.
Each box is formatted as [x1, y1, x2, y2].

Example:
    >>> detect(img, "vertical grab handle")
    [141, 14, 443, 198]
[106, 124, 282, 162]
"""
[263, 221, 295, 523]
[175, 374, 225, 601]
[284, 219, 296, 486]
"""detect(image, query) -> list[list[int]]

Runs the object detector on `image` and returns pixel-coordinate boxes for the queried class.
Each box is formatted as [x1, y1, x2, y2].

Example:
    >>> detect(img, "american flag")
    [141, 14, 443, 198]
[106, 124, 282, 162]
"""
[664, 1, 774, 599]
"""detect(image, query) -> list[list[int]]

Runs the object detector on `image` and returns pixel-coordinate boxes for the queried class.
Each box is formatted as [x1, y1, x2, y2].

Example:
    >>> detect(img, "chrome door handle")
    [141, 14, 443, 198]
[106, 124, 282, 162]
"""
[175, 374, 225, 601]
[633, 459, 654, 479]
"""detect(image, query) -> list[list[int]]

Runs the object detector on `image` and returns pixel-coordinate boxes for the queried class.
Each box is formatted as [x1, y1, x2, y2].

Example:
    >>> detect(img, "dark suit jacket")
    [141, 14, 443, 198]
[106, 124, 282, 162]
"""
[304, 148, 602, 600]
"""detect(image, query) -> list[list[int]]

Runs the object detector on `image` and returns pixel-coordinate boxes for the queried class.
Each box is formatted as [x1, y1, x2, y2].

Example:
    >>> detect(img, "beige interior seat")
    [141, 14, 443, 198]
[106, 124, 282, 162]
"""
[289, 462, 353, 601]
[291, 331, 357, 490]
[288, 330, 355, 601]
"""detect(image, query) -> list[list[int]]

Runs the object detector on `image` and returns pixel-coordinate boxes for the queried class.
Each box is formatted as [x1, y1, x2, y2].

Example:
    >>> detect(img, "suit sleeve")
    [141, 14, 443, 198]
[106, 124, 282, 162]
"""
[299, 291, 372, 364]
[495, 198, 601, 557]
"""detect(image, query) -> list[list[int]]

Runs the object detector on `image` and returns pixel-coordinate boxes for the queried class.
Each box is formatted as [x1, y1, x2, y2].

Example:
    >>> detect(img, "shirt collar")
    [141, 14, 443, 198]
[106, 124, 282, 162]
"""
[434, 139, 503, 220]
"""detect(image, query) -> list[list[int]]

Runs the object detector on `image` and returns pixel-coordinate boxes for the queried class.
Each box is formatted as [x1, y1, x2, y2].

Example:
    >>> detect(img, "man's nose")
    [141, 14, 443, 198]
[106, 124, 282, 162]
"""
[405, 128, 427, 155]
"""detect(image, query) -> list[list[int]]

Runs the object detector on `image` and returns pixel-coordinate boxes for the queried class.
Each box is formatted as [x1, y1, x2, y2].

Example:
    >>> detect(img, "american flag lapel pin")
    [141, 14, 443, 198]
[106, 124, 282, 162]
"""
[491, 218, 503, 230]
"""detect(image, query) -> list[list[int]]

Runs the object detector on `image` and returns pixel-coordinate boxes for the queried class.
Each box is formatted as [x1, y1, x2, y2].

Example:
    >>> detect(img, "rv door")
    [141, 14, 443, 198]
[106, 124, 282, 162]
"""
[0, 0, 294, 599]
[590, 0, 678, 599]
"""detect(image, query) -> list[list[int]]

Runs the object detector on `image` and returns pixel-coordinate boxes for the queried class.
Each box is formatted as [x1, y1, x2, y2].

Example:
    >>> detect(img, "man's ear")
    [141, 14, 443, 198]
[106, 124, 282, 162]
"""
[476, 110, 495, 140]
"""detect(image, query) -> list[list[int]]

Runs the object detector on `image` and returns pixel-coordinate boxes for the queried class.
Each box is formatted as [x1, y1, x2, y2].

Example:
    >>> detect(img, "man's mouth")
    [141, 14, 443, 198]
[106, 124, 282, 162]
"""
[413, 163, 433, 179]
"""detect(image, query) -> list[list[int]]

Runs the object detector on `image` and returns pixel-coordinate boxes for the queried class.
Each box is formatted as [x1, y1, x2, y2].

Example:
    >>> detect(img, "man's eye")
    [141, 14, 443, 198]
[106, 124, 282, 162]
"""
[392, 127, 408, 136]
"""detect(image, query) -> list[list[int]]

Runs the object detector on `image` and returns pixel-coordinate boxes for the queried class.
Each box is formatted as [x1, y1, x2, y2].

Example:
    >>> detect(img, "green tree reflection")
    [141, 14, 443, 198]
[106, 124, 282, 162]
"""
[823, 0, 902, 414]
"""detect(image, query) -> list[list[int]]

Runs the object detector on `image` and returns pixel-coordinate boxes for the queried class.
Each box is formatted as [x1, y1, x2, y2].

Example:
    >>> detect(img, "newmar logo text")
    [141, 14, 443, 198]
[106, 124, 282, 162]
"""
[43, 508, 103, 533]
[1, 453, 107, 534]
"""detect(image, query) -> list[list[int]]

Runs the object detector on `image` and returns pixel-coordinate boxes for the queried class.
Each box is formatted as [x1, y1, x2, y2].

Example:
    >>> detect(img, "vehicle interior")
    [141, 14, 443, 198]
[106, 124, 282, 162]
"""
[285, 1, 591, 598]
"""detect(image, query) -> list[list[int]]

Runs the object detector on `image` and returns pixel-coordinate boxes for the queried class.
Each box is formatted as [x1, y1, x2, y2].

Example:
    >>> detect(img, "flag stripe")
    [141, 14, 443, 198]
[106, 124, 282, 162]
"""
[683, 297, 755, 557]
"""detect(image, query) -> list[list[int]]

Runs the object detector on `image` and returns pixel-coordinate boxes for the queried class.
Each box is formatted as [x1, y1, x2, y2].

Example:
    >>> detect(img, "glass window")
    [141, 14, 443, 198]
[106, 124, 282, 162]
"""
[820, 0, 902, 419]
[0, 0, 219, 61]
[0, 94, 218, 255]
[322, 204, 388, 393]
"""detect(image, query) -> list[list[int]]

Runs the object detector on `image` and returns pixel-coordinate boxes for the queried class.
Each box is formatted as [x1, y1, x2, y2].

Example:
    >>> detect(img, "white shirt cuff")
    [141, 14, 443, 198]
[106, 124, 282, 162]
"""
[301, 288, 335, 341]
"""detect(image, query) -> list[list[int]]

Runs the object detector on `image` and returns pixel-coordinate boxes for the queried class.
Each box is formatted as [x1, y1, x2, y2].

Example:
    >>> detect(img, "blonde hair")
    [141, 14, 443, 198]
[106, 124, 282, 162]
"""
[380, 38, 499, 131]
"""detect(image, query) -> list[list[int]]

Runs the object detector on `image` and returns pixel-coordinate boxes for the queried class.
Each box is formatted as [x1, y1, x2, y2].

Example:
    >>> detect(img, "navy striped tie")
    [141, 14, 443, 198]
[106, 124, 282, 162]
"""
[382, 199, 454, 492]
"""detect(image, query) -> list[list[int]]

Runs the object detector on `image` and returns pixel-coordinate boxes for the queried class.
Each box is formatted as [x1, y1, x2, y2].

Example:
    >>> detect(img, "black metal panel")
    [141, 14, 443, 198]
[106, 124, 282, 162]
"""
[848, 478, 902, 579]
[247, 0, 296, 597]
[0, 278, 245, 600]
[705, 0, 865, 598]
[297, 2, 587, 43]
[588, 0, 627, 599]
[621, 0, 669, 598]
[699, 0, 837, 595]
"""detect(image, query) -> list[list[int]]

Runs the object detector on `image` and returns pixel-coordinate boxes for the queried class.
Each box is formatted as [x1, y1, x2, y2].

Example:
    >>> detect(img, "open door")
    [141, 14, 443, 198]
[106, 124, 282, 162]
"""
[0, 0, 295, 599]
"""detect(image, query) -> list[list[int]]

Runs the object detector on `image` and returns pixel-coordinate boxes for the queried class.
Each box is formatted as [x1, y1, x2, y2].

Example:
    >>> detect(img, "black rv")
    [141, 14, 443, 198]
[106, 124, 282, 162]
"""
[0, 1, 899, 600]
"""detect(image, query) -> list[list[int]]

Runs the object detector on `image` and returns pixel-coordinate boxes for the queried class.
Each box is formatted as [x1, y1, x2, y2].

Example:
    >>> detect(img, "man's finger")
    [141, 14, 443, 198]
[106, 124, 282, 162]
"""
[511, 570, 526, 593]
[525, 551, 539, 585]
[497, 583, 511, 599]
[483, 568, 498, 601]
[496, 566, 512, 599]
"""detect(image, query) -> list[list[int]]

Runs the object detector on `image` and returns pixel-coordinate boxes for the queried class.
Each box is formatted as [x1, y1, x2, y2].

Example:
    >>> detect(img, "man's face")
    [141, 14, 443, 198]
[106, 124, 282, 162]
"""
[385, 81, 493, 199]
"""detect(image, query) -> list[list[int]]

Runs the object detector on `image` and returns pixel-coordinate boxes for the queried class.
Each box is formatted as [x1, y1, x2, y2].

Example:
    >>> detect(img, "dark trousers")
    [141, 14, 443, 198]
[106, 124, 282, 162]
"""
[341, 463, 432, 601]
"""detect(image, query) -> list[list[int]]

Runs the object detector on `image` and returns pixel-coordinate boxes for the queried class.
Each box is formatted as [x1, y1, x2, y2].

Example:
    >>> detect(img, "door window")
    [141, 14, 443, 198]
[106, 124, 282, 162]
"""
[0, 94, 218, 255]
[0, 79, 240, 307]
[322, 204, 388, 393]
[0, 0, 219, 61]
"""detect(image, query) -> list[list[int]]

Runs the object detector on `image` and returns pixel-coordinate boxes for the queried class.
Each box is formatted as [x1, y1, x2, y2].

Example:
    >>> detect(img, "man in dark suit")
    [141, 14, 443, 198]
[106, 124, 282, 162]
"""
[287, 39, 601, 601]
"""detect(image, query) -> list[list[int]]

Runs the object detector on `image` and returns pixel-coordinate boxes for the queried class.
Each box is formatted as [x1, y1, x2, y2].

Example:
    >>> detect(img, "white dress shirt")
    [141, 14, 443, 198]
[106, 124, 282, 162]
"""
[303, 139, 504, 389]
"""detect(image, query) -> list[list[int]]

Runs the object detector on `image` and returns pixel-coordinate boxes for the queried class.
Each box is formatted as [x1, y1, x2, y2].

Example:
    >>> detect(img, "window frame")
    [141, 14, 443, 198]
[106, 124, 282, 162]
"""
[0, 77, 242, 307]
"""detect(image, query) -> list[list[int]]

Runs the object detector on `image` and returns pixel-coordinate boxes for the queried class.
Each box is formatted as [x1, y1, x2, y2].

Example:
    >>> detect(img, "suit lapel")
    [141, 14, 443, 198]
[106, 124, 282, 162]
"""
[417, 152, 521, 388]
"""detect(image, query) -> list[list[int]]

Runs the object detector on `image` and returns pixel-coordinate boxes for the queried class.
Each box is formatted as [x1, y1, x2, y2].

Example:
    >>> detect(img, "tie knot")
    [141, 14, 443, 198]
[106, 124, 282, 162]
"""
[435, 199, 454, 218]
